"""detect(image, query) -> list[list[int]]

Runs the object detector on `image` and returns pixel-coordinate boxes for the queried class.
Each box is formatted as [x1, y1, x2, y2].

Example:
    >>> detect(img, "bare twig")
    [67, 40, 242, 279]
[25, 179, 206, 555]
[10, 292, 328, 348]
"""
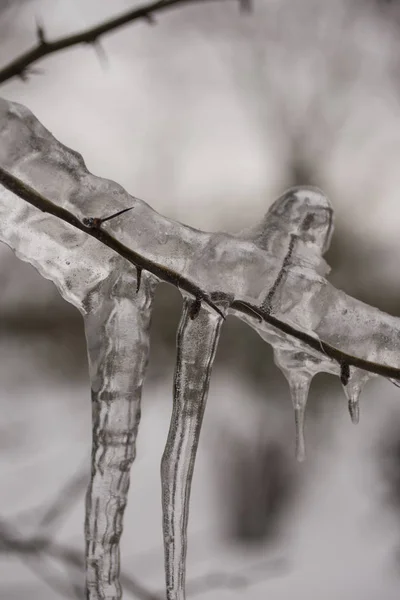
[0, 0, 240, 85]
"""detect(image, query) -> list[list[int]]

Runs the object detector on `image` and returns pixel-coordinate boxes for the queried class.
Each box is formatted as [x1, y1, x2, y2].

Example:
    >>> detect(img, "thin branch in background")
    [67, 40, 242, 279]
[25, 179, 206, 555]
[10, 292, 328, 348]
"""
[51, 543, 161, 600]
[0, 524, 289, 600]
[0, 0, 244, 85]
[51, 542, 160, 600]
[13, 463, 88, 533]
[0, 467, 162, 600]
[0, 448, 288, 599]
[0, 519, 82, 599]
[37, 465, 89, 532]
[0, 471, 289, 600]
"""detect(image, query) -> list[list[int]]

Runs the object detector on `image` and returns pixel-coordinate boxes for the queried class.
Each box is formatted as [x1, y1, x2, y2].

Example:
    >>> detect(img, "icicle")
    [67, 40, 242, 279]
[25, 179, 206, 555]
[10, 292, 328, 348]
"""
[84, 269, 156, 600]
[274, 349, 315, 462]
[348, 394, 359, 424]
[161, 299, 223, 600]
[288, 372, 310, 462]
[341, 367, 371, 425]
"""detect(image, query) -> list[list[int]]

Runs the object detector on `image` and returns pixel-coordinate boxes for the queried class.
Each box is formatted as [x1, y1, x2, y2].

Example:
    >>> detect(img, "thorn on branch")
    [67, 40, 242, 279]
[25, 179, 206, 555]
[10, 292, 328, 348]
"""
[36, 18, 47, 45]
[82, 216, 102, 228]
[85, 34, 98, 45]
[18, 66, 45, 82]
[18, 70, 29, 82]
[83, 206, 134, 229]
[92, 40, 108, 68]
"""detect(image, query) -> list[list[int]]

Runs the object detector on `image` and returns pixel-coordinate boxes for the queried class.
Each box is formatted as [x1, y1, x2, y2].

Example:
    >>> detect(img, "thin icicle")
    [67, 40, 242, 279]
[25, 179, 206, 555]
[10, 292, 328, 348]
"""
[161, 299, 223, 600]
[287, 372, 311, 462]
[274, 349, 317, 461]
[341, 367, 372, 425]
[84, 269, 156, 600]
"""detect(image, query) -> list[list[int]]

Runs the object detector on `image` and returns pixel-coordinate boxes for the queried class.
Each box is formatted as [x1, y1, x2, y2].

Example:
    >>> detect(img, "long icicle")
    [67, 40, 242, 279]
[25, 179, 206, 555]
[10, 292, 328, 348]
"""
[161, 299, 223, 600]
[84, 269, 156, 600]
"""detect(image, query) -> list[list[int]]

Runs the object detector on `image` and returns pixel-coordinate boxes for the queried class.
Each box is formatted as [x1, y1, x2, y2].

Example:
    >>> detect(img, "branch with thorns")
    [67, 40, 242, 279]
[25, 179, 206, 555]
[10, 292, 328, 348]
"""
[0, 0, 253, 86]
[1, 165, 400, 385]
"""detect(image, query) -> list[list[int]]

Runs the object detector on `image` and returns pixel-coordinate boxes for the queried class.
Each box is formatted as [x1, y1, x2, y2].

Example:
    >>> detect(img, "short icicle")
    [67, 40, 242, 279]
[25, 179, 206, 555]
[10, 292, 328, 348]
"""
[161, 299, 223, 600]
[274, 350, 314, 462]
[288, 372, 311, 462]
[84, 269, 156, 600]
[342, 367, 371, 425]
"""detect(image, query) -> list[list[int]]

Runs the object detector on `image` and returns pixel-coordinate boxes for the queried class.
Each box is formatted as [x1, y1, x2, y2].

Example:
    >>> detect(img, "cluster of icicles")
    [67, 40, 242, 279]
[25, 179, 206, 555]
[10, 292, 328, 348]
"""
[1, 98, 400, 600]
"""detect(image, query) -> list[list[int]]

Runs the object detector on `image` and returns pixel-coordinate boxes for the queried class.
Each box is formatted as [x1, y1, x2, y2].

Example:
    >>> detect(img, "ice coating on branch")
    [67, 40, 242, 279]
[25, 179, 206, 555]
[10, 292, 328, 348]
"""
[161, 301, 222, 600]
[248, 189, 333, 460]
[242, 186, 333, 277]
[1, 97, 400, 373]
[1, 97, 400, 600]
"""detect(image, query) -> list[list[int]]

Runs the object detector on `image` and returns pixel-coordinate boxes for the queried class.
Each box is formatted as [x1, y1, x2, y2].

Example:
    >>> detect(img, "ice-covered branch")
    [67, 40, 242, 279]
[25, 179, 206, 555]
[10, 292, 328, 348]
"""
[0, 158, 398, 381]
[1, 97, 400, 599]
[0, 0, 242, 86]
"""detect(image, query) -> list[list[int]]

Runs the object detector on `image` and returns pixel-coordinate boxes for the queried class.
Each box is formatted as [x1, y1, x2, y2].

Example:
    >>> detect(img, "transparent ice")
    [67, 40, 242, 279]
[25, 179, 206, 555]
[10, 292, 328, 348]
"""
[0, 97, 399, 599]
